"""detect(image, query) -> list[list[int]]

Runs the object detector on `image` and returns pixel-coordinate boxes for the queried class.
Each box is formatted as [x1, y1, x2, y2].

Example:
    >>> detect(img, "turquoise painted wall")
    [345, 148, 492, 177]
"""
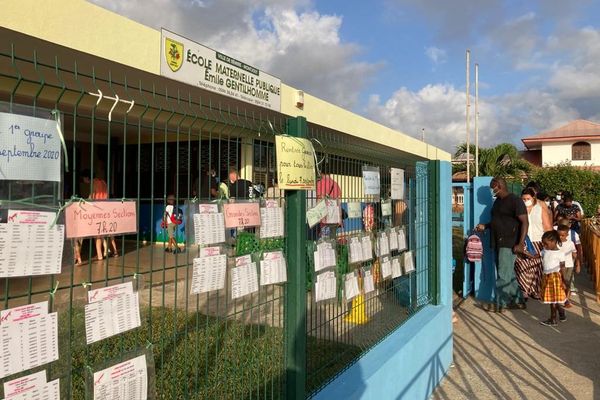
[313, 161, 453, 400]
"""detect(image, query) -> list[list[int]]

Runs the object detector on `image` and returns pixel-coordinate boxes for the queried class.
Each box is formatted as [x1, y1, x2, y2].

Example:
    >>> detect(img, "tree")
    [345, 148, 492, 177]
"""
[453, 143, 533, 180]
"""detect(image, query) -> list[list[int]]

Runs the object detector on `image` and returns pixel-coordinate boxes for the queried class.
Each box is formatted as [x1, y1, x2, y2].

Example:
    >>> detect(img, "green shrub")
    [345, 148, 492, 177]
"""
[532, 163, 600, 215]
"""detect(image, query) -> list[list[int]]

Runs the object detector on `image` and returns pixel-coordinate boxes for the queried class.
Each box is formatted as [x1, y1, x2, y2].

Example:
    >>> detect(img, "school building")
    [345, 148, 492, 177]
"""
[0, 1, 453, 399]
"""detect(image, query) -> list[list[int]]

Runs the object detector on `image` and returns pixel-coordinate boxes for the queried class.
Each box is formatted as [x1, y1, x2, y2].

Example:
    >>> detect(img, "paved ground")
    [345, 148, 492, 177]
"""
[433, 273, 600, 400]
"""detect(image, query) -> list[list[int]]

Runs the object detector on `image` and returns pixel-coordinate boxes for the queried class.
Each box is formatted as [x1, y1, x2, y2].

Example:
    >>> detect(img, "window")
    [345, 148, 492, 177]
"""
[572, 142, 591, 160]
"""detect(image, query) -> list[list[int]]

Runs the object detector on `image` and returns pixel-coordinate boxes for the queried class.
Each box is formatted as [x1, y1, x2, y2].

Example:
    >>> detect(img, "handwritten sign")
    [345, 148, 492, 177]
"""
[362, 166, 380, 196]
[347, 202, 361, 219]
[223, 202, 261, 228]
[275, 135, 316, 190]
[0, 112, 61, 182]
[65, 200, 137, 239]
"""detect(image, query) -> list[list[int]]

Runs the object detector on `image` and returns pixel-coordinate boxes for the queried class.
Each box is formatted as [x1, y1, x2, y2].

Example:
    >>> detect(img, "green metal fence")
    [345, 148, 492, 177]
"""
[0, 39, 438, 399]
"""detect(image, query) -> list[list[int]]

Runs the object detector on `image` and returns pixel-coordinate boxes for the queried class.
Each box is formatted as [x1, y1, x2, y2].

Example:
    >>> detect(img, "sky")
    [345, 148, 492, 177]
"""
[91, 0, 600, 153]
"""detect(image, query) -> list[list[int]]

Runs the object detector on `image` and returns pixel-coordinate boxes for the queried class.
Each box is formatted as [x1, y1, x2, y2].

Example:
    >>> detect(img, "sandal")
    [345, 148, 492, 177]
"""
[540, 319, 557, 327]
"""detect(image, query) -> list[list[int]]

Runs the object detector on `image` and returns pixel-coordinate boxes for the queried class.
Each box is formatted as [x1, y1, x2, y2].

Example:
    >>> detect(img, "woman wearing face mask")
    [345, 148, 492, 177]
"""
[514, 188, 553, 301]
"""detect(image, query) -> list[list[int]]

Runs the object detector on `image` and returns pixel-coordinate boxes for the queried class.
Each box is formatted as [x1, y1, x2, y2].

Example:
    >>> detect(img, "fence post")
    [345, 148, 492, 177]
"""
[285, 116, 308, 399]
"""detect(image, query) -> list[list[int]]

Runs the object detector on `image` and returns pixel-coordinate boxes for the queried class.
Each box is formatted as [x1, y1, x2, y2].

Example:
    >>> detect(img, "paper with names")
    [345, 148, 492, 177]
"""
[389, 228, 399, 251]
[190, 254, 227, 294]
[397, 228, 407, 251]
[361, 236, 373, 262]
[390, 168, 405, 200]
[0, 223, 64, 278]
[348, 237, 363, 264]
[85, 292, 141, 344]
[323, 199, 341, 225]
[381, 201, 392, 217]
[376, 233, 390, 257]
[363, 270, 375, 294]
[88, 282, 133, 303]
[3, 376, 60, 400]
[231, 262, 259, 299]
[93, 354, 147, 400]
[404, 251, 415, 273]
[259, 205, 284, 238]
[347, 202, 361, 219]
[3, 370, 46, 397]
[315, 271, 336, 302]
[7, 210, 54, 225]
[391, 257, 403, 278]
[0, 306, 58, 380]
[260, 251, 287, 285]
[344, 273, 360, 301]
[194, 204, 225, 245]
[306, 200, 328, 228]
[380, 257, 392, 279]
[314, 242, 336, 272]
[362, 167, 380, 196]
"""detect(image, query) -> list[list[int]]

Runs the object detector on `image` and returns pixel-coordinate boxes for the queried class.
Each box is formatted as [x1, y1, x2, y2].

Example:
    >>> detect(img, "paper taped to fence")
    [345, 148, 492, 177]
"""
[275, 135, 316, 190]
[0, 112, 61, 182]
[64, 200, 137, 239]
[93, 355, 148, 400]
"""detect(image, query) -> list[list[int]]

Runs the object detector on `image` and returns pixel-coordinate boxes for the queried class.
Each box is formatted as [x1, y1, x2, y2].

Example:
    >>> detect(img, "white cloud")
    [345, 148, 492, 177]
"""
[424, 46, 447, 65]
[90, 0, 379, 109]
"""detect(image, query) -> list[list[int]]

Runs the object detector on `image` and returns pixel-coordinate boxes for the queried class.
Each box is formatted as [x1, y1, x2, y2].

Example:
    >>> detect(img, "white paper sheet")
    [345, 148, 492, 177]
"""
[260, 252, 287, 285]
[0, 301, 48, 323]
[376, 233, 390, 257]
[3, 370, 46, 397]
[315, 271, 337, 302]
[85, 293, 141, 344]
[347, 202, 361, 219]
[190, 254, 227, 294]
[348, 237, 363, 264]
[314, 242, 336, 272]
[88, 282, 134, 303]
[231, 262, 259, 299]
[380, 257, 392, 279]
[259, 206, 284, 238]
[193, 212, 225, 245]
[0, 313, 59, 379]
[323, 199, 341, 225]
[306, 200, 328, 228]
[93, 355, 147, 400]
[198, 246, 221, 258]
[362, 168, 381, 196]
[6, 210, 54, 225]
[397, 228, 407, 251]
[390, 168, 405, 200]
[404, 251, 415, 274]
[363, 270, 375, 294]
[361, 236, 373, 262]
[3, 378, 60, 400]
[389, 228, 399, 251]
[344, 273, 360, 301]
[391, 257, 403, 278]
[0, 224, 64, 277]
[381, 200, 392, 217]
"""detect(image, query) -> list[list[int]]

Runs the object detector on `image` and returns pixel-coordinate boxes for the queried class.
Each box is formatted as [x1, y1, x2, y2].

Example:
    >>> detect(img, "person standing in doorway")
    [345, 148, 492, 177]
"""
[476, 177, 529, 312]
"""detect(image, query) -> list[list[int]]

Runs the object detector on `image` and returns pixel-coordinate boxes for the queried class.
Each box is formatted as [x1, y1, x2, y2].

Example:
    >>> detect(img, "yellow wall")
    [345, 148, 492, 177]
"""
[1, 0, 450, 161]
[1, 0, 160, 74]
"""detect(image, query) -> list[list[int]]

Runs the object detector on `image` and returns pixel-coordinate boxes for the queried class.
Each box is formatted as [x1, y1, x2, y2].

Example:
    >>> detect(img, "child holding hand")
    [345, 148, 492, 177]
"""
[539, 230, 567, 327]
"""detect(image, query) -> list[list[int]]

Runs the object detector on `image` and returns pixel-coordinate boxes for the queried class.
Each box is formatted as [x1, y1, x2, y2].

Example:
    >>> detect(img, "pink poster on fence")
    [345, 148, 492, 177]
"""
[64, 200, 137, 239]
[223, 202, 261, 228]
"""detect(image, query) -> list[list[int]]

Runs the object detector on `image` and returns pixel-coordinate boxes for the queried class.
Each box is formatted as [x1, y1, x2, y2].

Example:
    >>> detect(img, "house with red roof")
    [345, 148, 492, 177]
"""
[521, 119, 600, 168]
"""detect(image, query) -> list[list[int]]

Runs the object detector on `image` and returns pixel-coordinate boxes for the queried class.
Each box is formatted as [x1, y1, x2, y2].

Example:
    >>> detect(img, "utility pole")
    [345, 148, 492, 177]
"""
[475, 63, 479, 177]
[466, 50, 471, 182]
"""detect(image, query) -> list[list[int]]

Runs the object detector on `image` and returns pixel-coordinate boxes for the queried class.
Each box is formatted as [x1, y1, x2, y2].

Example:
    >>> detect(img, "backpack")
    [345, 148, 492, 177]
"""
[465, 234, 483, 262]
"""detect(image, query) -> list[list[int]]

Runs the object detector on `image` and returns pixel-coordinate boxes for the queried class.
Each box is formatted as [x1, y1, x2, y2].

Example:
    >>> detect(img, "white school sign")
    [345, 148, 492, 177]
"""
[160, 29, 282, 112]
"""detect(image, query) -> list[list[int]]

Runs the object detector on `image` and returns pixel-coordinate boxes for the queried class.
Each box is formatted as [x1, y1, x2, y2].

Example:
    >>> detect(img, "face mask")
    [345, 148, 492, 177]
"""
[556, 195, 562, 201]
[545, 200, 551, 207]
[490, 189, 498, 198]
[524, 200, 533, 207]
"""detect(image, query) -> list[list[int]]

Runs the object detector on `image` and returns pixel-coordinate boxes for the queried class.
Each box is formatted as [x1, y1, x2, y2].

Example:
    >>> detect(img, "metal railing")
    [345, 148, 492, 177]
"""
[0, 40, 439, 399]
